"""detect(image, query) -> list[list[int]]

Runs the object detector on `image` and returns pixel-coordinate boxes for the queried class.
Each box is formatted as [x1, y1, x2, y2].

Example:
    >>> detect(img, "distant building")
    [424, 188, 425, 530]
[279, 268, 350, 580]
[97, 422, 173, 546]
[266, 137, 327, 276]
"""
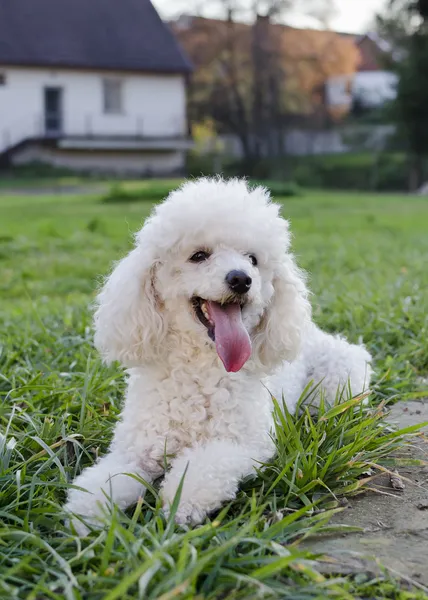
[172, 14, 361, 119]
[325, 33, 398, 111]
[171, 15, 398, 157]
[0, 0, 193, 175]
[173, 16, 397, 117]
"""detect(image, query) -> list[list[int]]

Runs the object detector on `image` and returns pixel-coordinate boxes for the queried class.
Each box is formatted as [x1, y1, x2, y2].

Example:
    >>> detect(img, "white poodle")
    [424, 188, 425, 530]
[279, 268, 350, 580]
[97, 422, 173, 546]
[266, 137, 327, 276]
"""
[65, 177, 372, 535]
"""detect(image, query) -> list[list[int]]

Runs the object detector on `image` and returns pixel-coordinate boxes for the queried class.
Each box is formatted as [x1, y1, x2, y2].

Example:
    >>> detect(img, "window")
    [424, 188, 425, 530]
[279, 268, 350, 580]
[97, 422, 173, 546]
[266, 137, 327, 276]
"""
[103, 79, 123, 114]
[0, 73, 6, 86]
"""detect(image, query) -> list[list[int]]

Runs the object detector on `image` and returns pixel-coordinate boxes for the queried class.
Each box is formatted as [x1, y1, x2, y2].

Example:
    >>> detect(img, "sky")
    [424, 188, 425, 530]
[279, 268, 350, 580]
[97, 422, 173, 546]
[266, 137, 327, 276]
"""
[152, 0, 389, 34]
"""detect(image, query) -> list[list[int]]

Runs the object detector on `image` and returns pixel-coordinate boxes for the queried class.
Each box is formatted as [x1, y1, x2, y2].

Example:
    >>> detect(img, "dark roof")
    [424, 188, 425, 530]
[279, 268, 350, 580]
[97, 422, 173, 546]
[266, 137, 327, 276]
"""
[0, 0, 192, 73]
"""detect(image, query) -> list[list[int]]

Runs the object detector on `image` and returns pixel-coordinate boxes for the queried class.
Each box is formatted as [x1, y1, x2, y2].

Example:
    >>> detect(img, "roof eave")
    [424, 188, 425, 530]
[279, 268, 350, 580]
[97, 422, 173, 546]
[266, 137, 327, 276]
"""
[0, 60, 193, 74]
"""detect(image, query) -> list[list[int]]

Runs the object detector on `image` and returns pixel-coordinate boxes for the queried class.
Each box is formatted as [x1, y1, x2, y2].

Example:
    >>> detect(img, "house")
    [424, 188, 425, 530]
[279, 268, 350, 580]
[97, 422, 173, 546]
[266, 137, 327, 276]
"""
[325, 33, 398, 111]
[0, 0, 193, 175]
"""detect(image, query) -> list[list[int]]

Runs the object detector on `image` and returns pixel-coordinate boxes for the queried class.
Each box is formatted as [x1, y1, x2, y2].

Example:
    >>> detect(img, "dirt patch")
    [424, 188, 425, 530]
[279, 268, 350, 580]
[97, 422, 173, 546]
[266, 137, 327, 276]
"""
[307, 400, 428, 586]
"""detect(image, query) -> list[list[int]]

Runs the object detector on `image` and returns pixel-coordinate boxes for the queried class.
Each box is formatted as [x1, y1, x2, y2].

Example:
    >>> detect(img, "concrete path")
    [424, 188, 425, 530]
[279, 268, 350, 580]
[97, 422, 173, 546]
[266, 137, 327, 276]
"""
[309, 400, 428, 587]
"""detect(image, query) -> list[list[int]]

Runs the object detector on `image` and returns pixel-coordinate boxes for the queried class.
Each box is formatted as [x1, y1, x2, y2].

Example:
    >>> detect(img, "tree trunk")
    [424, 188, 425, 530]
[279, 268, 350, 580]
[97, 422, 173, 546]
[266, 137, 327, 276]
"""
[239, 132, 254, 162]
[409, 155, 424, 191]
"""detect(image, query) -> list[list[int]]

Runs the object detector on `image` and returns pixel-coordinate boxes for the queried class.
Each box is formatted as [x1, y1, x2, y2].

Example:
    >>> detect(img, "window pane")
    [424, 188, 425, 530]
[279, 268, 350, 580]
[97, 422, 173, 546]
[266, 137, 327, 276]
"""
[103, 79, 123, 114]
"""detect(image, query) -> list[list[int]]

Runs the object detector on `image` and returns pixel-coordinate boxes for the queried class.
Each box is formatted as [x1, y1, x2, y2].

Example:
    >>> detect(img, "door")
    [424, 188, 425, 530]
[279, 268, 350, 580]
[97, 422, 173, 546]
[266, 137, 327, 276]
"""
[44, 87, 63, 136]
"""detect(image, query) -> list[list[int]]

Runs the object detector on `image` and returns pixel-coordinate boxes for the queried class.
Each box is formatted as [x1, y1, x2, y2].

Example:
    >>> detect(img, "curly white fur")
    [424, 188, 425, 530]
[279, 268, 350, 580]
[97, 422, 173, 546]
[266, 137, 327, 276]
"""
[64, 177, 372, 535]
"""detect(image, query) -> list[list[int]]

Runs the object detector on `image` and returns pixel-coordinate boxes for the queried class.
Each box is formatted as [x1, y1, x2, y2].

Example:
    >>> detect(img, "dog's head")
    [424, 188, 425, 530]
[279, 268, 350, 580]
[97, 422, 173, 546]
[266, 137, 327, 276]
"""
[94, 178, 311, 373]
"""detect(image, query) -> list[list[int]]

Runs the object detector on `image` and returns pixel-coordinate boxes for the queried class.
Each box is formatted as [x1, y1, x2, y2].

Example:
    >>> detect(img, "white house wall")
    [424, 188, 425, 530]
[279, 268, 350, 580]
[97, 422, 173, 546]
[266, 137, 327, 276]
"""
[326, 70, 398, 109]
[0, 67, 187, 151]
[352, 71, 398, 108]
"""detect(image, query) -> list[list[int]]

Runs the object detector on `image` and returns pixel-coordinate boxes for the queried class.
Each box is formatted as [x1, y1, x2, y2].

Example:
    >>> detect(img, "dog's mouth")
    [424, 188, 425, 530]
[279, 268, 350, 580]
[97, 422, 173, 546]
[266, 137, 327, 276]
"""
[191, 297, 252, 373]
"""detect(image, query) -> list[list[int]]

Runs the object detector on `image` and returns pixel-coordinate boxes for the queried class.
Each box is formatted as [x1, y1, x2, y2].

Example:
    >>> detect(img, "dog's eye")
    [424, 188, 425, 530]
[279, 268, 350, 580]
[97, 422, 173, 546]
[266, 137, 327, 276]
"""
[249, 254, 258, 267]
[189, 250, 210, 263]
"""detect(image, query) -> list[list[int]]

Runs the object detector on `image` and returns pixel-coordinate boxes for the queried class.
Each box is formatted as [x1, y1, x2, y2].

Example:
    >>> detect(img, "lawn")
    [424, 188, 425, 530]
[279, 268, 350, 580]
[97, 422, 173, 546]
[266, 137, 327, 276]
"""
[1, 184, 428, 599]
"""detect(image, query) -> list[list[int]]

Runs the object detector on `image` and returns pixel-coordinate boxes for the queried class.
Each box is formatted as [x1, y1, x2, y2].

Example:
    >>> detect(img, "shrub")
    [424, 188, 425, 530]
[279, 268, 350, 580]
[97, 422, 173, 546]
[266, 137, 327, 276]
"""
[101, 181, 179, 203]
[223, 153, 411, 192]
[251, 179, 303, 197]
[292, 153, 409, 191]
[1, 161, 85, 179]
[101, 178, 302, 204]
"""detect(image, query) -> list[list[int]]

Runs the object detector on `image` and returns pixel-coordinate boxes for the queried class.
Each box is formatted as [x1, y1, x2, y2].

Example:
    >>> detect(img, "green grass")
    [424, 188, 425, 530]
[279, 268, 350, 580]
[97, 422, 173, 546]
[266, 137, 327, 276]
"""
[100, 179, 301, 203]
[1, 183, 428, 598]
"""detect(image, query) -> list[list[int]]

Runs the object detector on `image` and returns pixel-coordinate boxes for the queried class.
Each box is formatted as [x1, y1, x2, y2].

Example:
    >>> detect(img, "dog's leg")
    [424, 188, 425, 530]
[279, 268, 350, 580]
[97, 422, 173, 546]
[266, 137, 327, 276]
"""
[270, 324, 373, 410]
[161, 439, 274, 525]
[64, 452, 154, 536]
[300, 325, 373, 404]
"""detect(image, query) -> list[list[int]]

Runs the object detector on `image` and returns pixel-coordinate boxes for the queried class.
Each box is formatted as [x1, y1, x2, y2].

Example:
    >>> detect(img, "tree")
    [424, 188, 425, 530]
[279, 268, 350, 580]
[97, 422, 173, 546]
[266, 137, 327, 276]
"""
[378, 0, 428, 188]
[173, 1, 359, 164]
[396, 31, 428, 188]
[174, 1, 289, 162]
[376, 0, 417, 50]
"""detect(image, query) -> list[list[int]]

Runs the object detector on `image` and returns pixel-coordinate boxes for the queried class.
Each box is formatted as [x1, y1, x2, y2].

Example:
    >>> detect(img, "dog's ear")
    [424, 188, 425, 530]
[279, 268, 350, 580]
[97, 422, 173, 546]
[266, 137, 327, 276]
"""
[252, 255, 311, 370]
[93, 239, 167, 367]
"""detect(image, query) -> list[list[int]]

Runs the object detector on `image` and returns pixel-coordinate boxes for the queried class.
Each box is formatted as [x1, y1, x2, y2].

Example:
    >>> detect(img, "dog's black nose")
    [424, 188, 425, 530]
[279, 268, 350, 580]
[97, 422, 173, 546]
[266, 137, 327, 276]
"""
[226, 270, 252, 294]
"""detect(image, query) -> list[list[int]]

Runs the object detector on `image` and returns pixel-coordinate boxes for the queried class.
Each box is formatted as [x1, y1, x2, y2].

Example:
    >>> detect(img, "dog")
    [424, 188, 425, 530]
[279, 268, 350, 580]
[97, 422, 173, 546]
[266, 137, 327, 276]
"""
[65, 177, 372, 535]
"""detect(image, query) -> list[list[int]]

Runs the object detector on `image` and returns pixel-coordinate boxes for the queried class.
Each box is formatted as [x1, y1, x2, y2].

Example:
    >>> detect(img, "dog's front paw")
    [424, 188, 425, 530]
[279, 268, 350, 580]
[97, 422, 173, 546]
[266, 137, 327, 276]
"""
[64, 491, 106, 537]
[67, 516, 93, 538]
[162, 478, 208, 525]
[163, 501, 207, 526]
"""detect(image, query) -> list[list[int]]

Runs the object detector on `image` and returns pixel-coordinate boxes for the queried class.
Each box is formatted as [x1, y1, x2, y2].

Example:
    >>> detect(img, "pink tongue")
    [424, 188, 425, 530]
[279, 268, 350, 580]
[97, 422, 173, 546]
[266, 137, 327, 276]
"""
[206, 301, 252, 372]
